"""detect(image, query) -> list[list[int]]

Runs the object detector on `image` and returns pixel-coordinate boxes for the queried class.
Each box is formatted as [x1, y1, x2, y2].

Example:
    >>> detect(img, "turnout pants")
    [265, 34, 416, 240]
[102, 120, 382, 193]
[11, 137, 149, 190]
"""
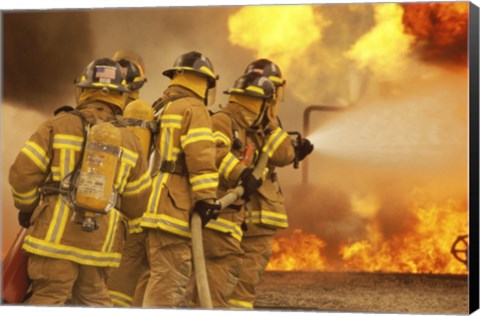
[228, 232, 274, 309]
[107, 231, 148, 306]
[193, 229, 244, 308]
[141, 229, 192, 307]
[26, 254, 112, 306]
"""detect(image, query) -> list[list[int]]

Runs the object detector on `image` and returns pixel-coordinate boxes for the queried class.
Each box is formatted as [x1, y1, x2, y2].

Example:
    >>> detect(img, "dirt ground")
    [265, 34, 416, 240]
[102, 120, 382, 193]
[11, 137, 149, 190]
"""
[254, 271, 469, 314]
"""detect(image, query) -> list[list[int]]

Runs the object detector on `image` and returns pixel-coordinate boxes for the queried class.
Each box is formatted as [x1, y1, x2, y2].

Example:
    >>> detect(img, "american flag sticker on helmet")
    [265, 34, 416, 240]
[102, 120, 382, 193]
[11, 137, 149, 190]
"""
[95, 66, 116, 80]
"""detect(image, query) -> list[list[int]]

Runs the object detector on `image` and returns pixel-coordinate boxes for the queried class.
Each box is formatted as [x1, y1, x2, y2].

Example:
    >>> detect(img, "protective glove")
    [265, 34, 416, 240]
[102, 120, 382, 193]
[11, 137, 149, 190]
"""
[297, 138, 314, 161]
[239, 168, 262, 200]
[192, 199, 221, 227]
[18, 211, 32, 228]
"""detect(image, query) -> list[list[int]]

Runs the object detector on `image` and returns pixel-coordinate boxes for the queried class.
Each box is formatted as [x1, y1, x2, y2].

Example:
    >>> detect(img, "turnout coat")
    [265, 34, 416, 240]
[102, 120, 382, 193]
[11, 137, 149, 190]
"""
[9, 103, 152, 268]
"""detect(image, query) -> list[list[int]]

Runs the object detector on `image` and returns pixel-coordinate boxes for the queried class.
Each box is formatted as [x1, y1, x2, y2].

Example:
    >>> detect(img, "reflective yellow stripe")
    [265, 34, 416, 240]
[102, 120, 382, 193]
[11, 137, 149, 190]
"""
[21, 141, 50, 172]
[45, 198, 66, 243]
[146, 122, 174, 214]
[161, 114, 182, 129]
[91, 82, 125, 90]
[263, 128, 288, 158]
[218, 152, 240, 180]
[199, 65, 215, 78]
[109, 290, 133, 307]
[246, 85, 264, 95]
[23, 235, 122, 267]
[115, 160, 129, 191]
[47, 146, 75, 243]
[140, 213, 191, 238]
[102, 210, 119, 252]
[247, 210, 288, 228]
[205, 218, 243, 242]
[53, 134, 83, 150]
[190, 172, 218, 191]
[268, 75, 283, 84]
[121, 147, 138, 167]
[123, 170, 151, 196]
[228, 298, 254, 309]
[51, 166, 61, 181]
[127, 218, 143, 234]
[11, 187, 39, 205]
[181, 127, 214, 148]
[213, 131, 230, 146]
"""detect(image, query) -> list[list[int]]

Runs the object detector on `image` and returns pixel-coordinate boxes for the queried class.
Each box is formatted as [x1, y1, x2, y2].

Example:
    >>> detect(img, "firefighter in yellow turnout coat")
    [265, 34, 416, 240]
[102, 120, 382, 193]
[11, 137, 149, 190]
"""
[138, 51, 220, 307]
[228, 59, 313, 310]
[195, 72, 278, 308]
[106, 49, 151, 307]
[8, 58, 152, 306]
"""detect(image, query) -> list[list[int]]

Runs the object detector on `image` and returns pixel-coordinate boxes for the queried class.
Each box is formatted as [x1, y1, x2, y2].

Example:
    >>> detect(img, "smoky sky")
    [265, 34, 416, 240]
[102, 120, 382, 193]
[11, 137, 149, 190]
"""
[3, 11, 93, 110]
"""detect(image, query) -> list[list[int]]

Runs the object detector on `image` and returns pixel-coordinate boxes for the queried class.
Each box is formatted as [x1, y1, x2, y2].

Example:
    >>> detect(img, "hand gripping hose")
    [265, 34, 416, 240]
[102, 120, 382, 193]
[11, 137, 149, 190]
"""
[191, 152, 269, 308]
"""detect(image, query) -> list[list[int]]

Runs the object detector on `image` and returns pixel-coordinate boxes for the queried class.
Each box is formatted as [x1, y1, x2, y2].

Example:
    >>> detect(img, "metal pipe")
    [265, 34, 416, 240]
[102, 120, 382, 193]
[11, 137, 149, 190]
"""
[302, 105, 344, 186]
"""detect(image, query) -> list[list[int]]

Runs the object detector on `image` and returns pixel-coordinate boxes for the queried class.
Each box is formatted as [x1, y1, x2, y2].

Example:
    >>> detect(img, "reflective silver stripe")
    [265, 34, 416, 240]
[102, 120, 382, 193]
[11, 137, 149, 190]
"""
[213, 131, 230, 145]
[23, 237, 121, 265]
[121, 149, 138, 166]
[109, 290, 132, 307]
[48, 148, 72, 243]
[190, 176, 218, 189]
[161, 118, 182, 125]
[116, 162, 130, 193]
[12, 189, 39, 203]
[248, 210, 288, 227]
[22, 142, 50, 170]
[181, 129, 214, 148]
[141, 216, 191, 235]
[264, 129, 285, 157]
[147, 126, 172, 213]
[147, 173, 166, 213]
[49, 200, 67, 243]
[206, 219, 242, 241]
[219, 153, 239, 179]
[53, 138, 83, 149]
[104, 211, 119, 252]
[52, 169, 61, 181]
[123, 172, 151, 194]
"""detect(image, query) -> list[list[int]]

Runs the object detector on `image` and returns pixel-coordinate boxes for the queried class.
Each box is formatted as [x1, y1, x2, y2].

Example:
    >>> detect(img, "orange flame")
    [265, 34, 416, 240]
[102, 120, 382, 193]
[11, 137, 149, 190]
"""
[401, 2, 469, 66]
[228, 5, 330, 72]
[345, 3, 415, 80]
[268, 190, 468, 274]
[267, 229, 328, 271]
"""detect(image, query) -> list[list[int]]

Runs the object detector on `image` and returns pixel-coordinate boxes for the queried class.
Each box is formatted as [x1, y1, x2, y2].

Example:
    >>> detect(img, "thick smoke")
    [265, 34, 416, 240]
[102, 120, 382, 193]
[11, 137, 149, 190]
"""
[3, 11, 93, 110]
[401, 3, 469, 66]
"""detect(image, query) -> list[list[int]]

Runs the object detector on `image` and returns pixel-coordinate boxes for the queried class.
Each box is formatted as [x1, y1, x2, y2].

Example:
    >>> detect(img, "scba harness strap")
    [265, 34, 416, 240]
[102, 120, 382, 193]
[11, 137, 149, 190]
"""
[41, 109, 122, 231]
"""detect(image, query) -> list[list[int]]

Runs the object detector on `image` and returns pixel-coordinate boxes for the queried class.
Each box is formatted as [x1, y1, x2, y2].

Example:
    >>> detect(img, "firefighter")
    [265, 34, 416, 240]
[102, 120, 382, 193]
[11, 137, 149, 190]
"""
[228, 59, 313, 310]
[191, 72, 276, 308]
[137, 51, 220, 307]
[112, 49, 147, 104]
[106, 49, 151, 307]
[8, 58, 152, 306]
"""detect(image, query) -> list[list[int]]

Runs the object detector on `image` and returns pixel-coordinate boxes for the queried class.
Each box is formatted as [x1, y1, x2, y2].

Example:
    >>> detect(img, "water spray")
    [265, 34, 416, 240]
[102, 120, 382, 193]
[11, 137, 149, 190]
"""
[302, 105, 345, 186]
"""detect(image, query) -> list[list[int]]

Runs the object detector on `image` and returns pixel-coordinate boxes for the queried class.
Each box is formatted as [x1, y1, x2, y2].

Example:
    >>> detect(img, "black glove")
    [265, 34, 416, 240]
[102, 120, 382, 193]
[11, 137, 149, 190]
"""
[297, 138, 314, 161]
[192, 199, 221, 227]
[18, 212, 33, 228]
[239, 168, 262, 199]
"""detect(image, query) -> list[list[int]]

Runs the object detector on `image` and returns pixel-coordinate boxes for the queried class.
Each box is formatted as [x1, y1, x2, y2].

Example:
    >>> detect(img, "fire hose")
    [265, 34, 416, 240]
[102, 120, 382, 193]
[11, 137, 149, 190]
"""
[2, 228, 30, 304]
[191, 152, 269, 308]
